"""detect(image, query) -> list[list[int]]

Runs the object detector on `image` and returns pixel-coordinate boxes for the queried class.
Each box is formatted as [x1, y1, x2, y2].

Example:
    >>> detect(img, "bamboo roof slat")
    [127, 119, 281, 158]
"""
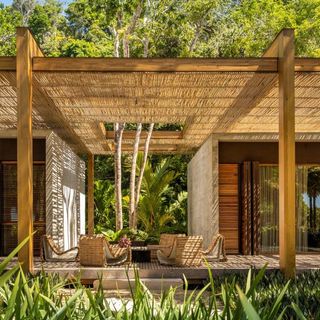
[1, 56, 320, 154]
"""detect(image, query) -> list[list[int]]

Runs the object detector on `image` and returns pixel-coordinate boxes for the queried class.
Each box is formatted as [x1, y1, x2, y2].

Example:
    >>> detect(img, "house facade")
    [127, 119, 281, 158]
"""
[1, 27, 319, 276]
[0, 133, 85, 256]
[188, 136, 320, 255]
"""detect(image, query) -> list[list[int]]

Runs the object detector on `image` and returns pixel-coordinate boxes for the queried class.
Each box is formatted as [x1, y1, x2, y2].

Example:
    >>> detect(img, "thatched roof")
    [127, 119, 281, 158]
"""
[1, 56, 320, 154]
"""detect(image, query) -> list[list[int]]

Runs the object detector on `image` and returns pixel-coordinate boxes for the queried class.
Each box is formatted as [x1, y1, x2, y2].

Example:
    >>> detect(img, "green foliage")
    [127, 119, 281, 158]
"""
[137, 157, 178, 233]
[0, 6, 22, 55]
[1, 0, 320, 58]
[0, 242, 318, 319]
[94, 179, 115, 232]
[100, 227, 148, 243]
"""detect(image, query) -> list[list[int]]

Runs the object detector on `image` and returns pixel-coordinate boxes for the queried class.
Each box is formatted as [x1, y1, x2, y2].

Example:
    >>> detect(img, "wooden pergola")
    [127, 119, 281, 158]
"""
[1, 27, 320, 277]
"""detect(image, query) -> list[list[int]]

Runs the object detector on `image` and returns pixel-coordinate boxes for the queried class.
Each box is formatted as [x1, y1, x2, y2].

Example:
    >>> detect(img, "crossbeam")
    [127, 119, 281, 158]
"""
[33, 57, 278, 72]
[0, 57, 16, 70]
[32, 57, 320, 72]
[106, 131, 183, 140]
[110, 143, 178, 152]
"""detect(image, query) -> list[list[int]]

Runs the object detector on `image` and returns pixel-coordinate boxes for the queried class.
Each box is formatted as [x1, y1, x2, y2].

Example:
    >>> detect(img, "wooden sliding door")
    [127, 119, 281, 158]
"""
[0, 162, 46, 256]
[219, 164, 240, 254]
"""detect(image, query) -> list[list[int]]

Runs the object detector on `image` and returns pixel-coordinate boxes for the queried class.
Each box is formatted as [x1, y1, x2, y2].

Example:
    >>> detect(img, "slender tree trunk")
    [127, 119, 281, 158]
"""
[114, 122, 125, 231]
[129, 123, 142, 228]
[123, 2, 142, 58]
[133, 123, 154, 227]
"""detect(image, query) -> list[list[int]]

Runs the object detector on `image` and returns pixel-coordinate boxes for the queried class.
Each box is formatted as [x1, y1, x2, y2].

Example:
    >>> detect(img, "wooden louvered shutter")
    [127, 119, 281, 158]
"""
[241, 161, 252, 255]
[241, 161, 261, 255]
[219, 164, 240, 254]
[252, 161, 261, 255]
[0, 163, 45, 256]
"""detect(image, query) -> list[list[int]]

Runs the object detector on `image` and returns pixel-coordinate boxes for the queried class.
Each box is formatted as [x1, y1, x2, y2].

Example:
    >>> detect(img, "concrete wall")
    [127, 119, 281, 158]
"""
[187, 135, 219, 248]
[46, 132, 86, 250]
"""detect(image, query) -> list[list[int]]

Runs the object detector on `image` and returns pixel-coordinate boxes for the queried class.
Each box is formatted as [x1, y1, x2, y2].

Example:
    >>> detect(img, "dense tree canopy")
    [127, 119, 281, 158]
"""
[1, 0, 320, 57]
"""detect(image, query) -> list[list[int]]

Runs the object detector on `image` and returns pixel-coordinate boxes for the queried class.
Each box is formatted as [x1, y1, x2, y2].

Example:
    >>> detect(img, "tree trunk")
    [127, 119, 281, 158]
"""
[129, 123, 142, 228]
[134, 123, 154, 227]
[114, 122, 125, 231]
[123, 2, 143, 58]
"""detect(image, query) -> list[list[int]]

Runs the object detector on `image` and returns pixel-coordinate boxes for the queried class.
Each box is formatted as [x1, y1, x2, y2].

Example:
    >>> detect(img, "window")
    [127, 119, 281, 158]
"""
[260, 165, 320, 253]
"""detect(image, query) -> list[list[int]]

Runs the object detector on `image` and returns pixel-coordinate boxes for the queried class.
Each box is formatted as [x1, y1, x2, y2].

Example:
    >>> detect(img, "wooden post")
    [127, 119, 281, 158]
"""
[264, 29, 296, 278]
[278, 29, 295, 278]
[16, 28, 42, 273]
[87, 153, 94, 235]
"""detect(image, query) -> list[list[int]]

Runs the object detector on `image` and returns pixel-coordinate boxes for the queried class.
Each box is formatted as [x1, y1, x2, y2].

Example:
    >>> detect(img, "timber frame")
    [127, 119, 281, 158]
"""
[1, 27, 320, 277]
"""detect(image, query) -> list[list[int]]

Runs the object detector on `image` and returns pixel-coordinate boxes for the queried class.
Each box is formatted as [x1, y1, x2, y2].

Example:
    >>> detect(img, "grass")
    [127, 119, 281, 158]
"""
[0, 240, 318, 319]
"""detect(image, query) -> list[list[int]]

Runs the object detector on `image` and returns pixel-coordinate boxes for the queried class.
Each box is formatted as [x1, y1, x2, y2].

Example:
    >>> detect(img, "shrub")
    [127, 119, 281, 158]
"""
[0, 240, 315, 319]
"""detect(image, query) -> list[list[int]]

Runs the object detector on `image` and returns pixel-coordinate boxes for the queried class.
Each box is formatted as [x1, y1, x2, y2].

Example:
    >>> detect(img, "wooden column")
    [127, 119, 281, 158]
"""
[87, 153, 94, 235]
[16, 28, 43, 273]
[278, 29, 296, 278]
[264, 29, 296, 278]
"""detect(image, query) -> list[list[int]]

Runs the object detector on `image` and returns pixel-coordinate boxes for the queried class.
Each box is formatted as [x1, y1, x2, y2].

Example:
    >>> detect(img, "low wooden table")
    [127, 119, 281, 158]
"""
[131, 246, 151, 262]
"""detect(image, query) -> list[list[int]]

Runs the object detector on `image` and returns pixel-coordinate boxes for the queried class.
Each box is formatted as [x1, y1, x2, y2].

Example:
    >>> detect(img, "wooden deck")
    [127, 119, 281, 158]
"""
[2, 255, 320, 281]
[33, 255, 320, 280]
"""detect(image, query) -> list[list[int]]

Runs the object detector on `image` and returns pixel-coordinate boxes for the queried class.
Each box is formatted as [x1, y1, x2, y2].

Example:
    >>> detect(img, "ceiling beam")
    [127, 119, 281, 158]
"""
[109, 143, 178, 152]
[0, 57, 16, 71]
[33, 57, 320, 73]
[33, 57, 278, 72]
[106, 130, 183, 140]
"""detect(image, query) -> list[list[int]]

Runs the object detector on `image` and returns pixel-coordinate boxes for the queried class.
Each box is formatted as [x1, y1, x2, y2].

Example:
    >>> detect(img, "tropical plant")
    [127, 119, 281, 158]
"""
[1, 240, 318, 319]
[137, 157, 178, 233]
[94, 179, 115, 232]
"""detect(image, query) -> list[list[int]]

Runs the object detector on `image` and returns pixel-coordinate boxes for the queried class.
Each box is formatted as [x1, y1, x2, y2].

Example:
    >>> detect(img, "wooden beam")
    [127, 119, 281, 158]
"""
[279, 29, 296, 279]
[267, 29, 296, 278]
[33, 57, 278, 72]
[294, 58, 320, 72]
[32, 57, 320, 72]
[106, 130, 183, 140]
[0, 57, 16, 70]
[0, 129, 50, 138]
[87, 154, 94, 235]
[120, 143, 177, 152]
[16, 27, 42, 273]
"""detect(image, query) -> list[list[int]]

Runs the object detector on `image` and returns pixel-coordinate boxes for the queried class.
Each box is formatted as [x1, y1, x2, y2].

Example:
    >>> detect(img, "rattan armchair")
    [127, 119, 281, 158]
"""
[201, 234, 227, 262]
[40, 235, 79, 262]
[79, 234, 130, 267]
[157, 235, 203, 267]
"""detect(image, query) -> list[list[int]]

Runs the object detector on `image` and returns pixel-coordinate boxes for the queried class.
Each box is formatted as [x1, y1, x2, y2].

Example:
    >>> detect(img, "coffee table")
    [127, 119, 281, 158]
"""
[131, 246, 151, 262]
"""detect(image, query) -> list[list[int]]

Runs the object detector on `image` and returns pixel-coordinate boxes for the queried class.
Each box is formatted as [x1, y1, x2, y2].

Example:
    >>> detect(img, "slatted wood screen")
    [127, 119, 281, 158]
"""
[0, 162, 46, 256]
[219, 164, 240, 254]
[242, 162, 252, 255]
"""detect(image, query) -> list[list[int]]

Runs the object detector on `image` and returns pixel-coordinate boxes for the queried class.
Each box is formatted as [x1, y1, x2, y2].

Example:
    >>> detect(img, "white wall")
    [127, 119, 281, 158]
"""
[46, 132, 86, 250]
[187, 135, 219, 248]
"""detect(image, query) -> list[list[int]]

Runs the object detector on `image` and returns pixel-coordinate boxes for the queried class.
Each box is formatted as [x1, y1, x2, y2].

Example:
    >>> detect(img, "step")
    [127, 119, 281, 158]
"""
[93, 278, 183, 291]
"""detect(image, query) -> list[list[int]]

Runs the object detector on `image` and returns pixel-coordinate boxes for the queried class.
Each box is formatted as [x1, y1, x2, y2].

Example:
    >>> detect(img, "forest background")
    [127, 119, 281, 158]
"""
[1, 0, 320, 242]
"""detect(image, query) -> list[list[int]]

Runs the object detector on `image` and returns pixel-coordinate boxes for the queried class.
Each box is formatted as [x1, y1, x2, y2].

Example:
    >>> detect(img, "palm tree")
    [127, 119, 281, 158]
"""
[137, 158, 177, 233]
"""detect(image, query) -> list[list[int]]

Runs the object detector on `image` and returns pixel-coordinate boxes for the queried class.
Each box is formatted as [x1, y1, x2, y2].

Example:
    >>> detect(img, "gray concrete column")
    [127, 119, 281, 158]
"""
[187, 135, 219, 248]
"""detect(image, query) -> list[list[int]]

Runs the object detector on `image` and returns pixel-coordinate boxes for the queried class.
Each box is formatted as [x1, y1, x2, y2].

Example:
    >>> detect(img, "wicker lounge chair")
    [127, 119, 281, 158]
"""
[157, 235, 203, 267]
[40, 235, 79, 262]
[79, 234, 130, 267]
[201, 234, 227, 262]
[147, 233, 185, 260]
